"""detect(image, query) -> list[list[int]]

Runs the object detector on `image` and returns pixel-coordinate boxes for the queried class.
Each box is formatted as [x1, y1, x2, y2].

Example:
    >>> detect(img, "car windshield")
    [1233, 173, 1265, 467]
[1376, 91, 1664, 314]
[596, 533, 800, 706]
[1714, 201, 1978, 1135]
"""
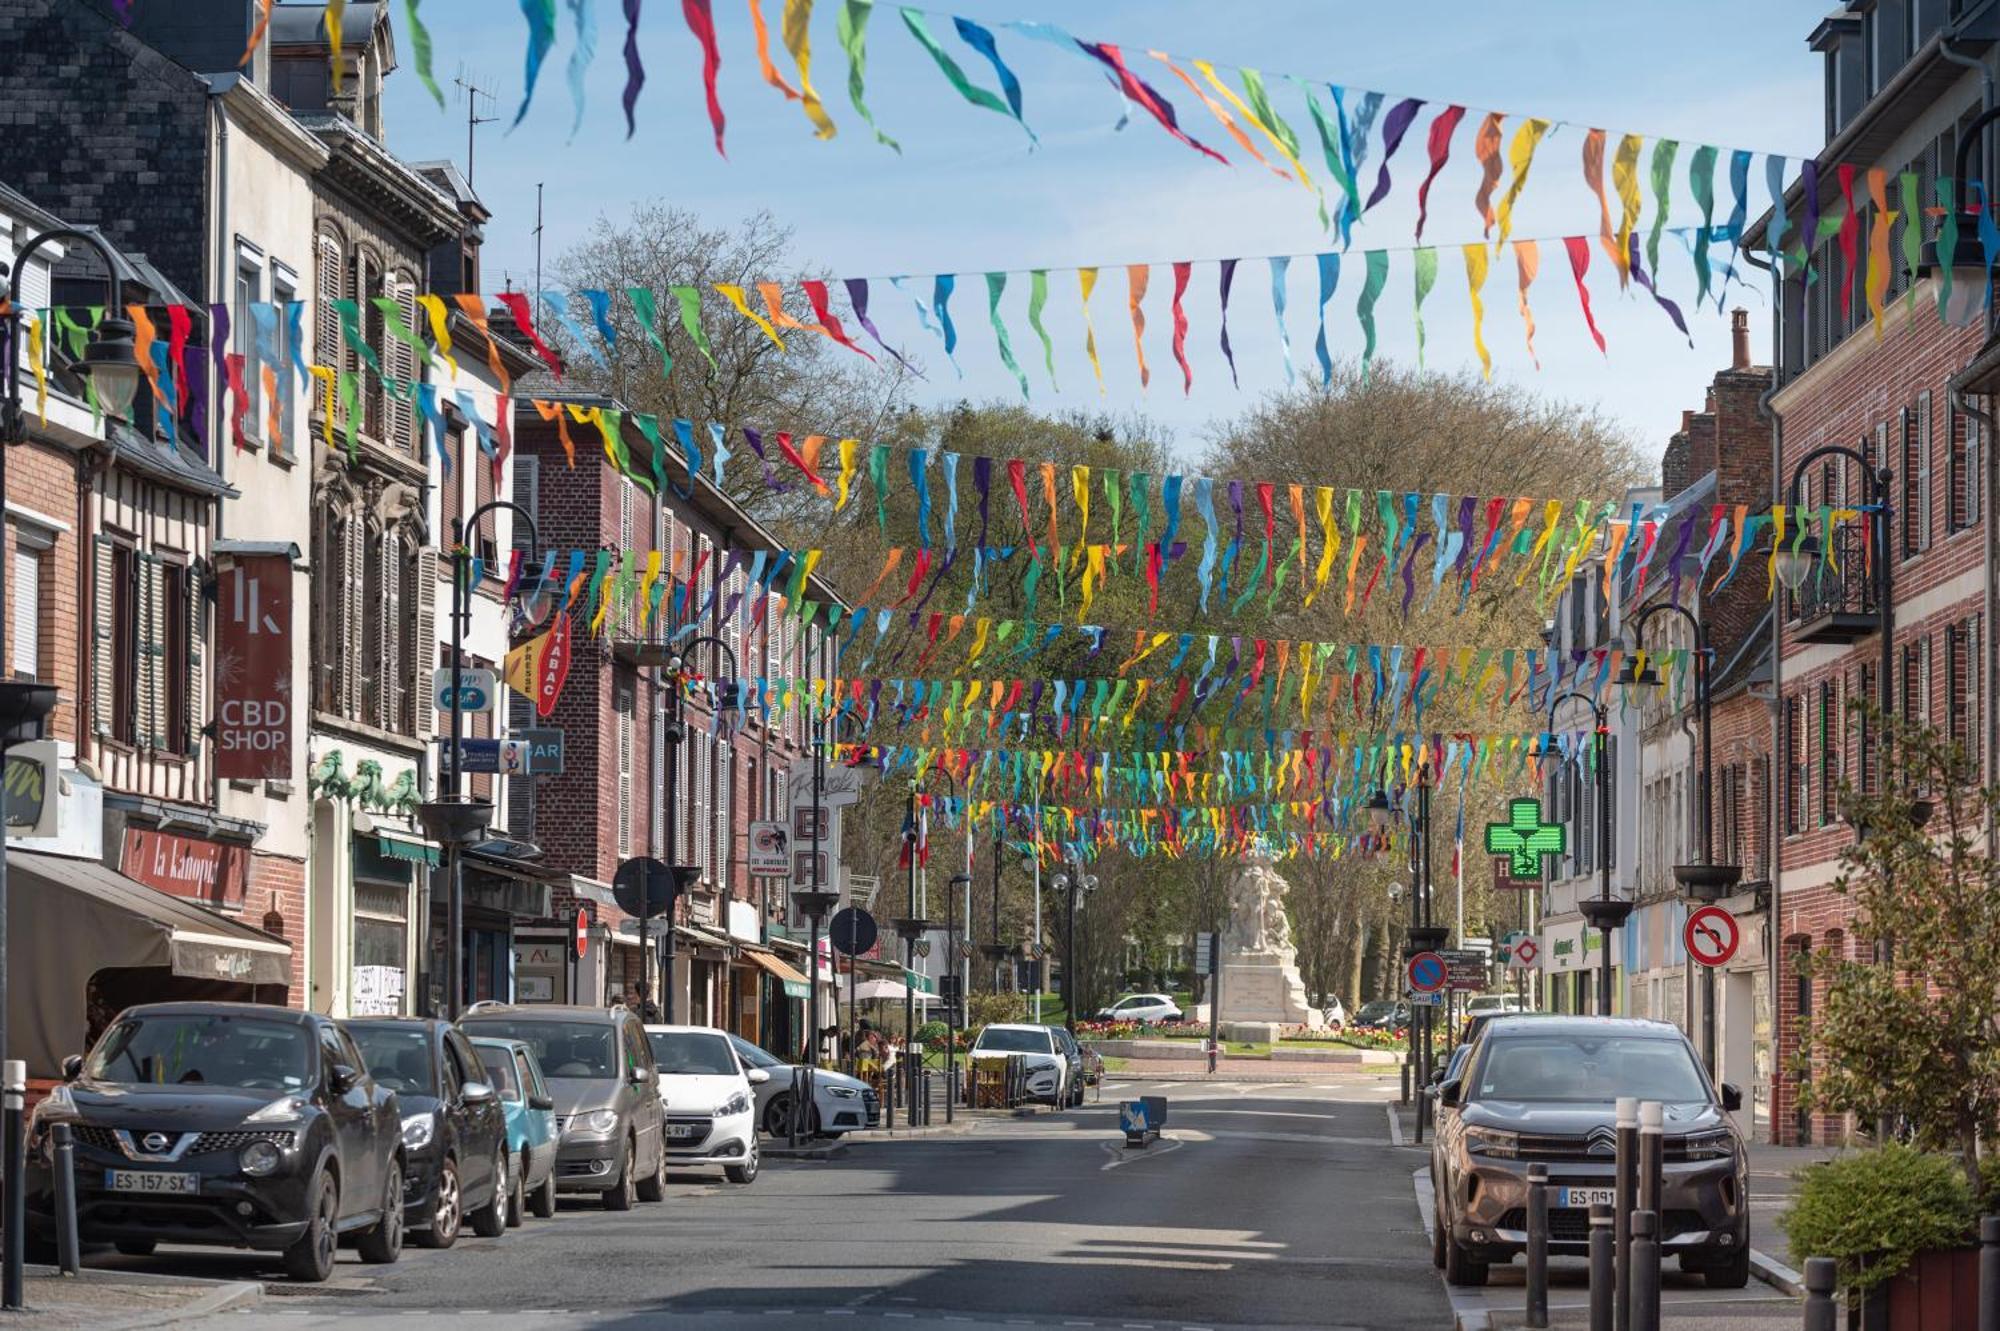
[727, 1036, 786, 1070]
[348, 1025, 436, 1096]
[465, 1021, 618, 1079]
[649, 1032, 737, 1075]
[975, 1028, 1054, 1055]
[1475, 1034, 1710, 1104]
[1357, 1002, 1399, 1020]
[85, 1014, 311, 1090]
[475, 1048, 522, 1101]
[1468, 997, 1513, 1013]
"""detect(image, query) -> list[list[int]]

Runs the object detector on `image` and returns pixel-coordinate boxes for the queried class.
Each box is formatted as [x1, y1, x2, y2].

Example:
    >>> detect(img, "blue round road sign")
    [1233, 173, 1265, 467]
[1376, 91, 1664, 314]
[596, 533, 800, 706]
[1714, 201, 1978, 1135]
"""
[1407, 951, 1447, 994]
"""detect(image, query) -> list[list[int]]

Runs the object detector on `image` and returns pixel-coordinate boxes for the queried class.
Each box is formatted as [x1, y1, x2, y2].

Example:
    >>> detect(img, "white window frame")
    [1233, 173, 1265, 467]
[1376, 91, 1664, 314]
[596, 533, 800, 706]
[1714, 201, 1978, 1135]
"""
[233, 241, 265, 449]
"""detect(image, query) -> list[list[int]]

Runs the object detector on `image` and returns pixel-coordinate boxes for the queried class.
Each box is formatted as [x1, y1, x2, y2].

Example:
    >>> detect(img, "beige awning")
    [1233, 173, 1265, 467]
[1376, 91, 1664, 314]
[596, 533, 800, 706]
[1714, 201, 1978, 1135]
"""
[739, 947, 813, 998]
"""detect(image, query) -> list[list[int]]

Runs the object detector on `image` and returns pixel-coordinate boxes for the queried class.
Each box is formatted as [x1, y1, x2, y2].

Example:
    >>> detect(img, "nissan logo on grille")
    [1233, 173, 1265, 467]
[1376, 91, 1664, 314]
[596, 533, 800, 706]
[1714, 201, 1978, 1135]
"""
[142, 1132, 172, 1153]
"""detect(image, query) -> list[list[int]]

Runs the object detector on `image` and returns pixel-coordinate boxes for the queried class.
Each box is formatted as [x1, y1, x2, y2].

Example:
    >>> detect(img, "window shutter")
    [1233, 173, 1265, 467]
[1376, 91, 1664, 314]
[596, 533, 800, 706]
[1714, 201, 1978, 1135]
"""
[650, 704, 665, 856]
[381, 539, 404, 732]
[695, 731, 710, 879]
[382, 272, 416, 454]
[186, 560, 205, 755]
[91, 537, 117, 737]
[315, 232, 343, 371]
[1917, 391, 1933, 552]
[414, 548, 438, 740]
[340, 518, 366, 717]
[11, 547, 39, 681]
[139, 553, 165, 750]
[512, 456, 540, 550]
[617, 689, 633, 856]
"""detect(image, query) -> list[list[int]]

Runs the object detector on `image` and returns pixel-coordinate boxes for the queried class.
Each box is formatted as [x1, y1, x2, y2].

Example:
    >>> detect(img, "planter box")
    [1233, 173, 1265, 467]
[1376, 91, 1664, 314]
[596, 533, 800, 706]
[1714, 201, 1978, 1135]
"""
[1850, 1247, 1978, 1331]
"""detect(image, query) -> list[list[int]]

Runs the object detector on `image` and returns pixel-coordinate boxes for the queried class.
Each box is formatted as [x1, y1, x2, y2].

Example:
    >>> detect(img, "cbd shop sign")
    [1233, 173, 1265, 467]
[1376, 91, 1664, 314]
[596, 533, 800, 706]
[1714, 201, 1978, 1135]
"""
[215, 554, 293, 780]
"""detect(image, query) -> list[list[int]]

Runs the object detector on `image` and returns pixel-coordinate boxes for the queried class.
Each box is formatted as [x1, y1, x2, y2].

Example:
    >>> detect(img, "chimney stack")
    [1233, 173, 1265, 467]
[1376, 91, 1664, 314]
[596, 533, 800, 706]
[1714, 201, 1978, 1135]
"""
[1730, 308, 1751, 369]
[1681, 410, 1694, 434]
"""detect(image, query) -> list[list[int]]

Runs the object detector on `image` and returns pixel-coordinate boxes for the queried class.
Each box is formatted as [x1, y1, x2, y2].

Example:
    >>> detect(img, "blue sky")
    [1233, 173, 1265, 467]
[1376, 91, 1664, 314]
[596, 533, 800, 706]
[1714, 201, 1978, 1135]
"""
[380, 1, 1829, 466]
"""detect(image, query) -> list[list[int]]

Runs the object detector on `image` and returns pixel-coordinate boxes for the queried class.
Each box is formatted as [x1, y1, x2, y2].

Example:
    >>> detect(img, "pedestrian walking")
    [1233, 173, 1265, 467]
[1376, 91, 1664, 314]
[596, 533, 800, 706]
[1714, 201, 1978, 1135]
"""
[628, 981, 661, 1024]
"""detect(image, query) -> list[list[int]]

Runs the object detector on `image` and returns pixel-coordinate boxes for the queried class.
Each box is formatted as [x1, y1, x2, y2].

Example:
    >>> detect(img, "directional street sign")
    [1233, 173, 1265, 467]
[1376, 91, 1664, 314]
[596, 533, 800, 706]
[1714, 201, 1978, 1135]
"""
[1192, 931, 1215, 974]
[1684, 906, 1740, 968]
[444, 737, 528, 774]
[1406, 951, 1447, 995]
[1440, 948, 1488, 992]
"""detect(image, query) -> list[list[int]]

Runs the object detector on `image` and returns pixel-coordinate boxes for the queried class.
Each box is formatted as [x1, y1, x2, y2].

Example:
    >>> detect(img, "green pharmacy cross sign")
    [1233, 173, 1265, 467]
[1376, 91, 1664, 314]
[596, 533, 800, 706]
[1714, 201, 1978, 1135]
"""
[1485, 798, 1566, 878]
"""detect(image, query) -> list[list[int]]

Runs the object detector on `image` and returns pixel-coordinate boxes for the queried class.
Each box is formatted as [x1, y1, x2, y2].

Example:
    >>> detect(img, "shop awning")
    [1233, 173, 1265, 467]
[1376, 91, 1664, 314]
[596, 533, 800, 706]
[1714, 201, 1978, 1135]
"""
[374, 830, 440, 866]
[9, 850, 293, 1077]
[740, 947, 813, 999]
[675, 924, 736, 958]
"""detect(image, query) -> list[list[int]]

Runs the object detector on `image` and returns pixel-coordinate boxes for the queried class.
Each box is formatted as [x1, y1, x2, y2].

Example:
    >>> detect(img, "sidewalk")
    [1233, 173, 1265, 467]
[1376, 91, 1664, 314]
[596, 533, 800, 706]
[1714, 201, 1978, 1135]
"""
[9, 1266, 260, 1327]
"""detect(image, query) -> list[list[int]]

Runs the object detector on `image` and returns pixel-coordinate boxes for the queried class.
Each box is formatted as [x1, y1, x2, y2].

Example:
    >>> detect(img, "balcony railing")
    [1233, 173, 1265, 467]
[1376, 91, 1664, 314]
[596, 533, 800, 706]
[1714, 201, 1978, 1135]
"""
[1786, 526, 1880, 645]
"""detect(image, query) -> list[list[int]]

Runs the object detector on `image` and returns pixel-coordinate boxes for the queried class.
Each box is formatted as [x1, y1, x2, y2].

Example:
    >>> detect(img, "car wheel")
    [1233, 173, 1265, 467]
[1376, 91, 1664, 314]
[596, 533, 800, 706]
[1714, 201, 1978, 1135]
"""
[114, 1239, 157, 1257]
[724, 1137, 759, 1185]
[529, 1163, 558, 1219]
[417, 1156, 461, 1249]
[282, 1170, 339, 1283]
[357, 1164, 404, 1264]
[505, 1150, 528, 1227]
[1704, 1246, 1752, 1289]
[1442, 1230, 1488, 1288]
[602, 1137, 636, 1211]
[470, 1148, 508, 1238]
[636, 1134, 668, 1203]
[763, 1093, 797, 1137]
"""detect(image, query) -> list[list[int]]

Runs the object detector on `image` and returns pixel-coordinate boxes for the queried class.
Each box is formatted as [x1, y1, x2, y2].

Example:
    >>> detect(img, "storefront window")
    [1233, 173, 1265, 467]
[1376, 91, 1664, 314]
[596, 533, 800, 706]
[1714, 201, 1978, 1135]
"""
[352, 877, 410, 1015]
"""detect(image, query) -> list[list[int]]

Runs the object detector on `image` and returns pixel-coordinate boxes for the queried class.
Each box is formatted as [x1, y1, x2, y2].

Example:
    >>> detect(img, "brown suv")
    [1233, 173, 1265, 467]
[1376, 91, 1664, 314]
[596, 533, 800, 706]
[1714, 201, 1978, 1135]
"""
[1430, 1016, 1748, 1289]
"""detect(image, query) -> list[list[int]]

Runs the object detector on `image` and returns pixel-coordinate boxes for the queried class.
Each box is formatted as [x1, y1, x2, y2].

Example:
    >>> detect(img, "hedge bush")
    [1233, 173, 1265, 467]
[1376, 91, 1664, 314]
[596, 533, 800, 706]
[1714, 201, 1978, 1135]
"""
[1780, 1144, 1977, 1294]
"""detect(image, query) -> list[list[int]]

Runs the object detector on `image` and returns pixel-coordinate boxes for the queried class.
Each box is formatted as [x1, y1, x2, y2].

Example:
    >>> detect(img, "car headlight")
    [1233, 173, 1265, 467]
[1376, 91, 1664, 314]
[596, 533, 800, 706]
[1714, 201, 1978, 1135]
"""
[824, 1086, 860, 1100]
[716, 1093, 751, 1118]
[1464, 1127, 1521, 1159]
[570, 1108, 620, 1137]
[240, 1140, 283, 1176]
[1679, 1129, 1735, 1160]
[401, 1113, 435, 1151]
[246, 1095, 310, 1125]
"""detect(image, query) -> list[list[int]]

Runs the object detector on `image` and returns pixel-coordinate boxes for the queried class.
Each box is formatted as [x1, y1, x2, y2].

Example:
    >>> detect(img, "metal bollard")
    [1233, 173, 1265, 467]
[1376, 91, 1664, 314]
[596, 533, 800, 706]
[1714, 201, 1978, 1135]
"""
[1525, 1163, 1550, 1328]
[1638, 1102, 1664, 1215]
[4, 1060, 24, 1311]
[1615, 1097, 1637, 1331]
[52, 1123, 79, 1276]
[1401, 1055, 1411, 1105]
[1982, 1216, 2000, 1331]
[1589, 1204, 1615, 1331]
[1803, 1256, 1838, 1331]
[1630, 1210, 1660, 1331]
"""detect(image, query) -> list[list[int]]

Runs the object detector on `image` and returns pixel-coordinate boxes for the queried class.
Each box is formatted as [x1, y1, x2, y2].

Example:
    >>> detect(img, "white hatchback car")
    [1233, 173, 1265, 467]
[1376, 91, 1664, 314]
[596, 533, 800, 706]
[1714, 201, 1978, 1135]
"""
[1094, 993, 1184, 1024]
[968, 1024, 1074, 1106]
[643, 1026, 764, 1184]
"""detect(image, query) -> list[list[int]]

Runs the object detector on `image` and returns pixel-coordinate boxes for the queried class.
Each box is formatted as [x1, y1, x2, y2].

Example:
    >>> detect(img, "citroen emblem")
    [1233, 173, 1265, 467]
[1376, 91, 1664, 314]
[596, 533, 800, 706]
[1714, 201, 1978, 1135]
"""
[142, 1132, 170, 1154]
[1586, 1126, 1617, 1156]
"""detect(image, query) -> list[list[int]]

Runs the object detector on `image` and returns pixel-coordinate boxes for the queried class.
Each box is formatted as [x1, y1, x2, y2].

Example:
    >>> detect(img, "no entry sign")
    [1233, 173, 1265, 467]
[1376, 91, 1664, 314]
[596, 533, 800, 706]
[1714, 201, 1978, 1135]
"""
[1407, 951, 1447, 994]
[1683, 906, 1739, 968]
[572, 908, 590, 960]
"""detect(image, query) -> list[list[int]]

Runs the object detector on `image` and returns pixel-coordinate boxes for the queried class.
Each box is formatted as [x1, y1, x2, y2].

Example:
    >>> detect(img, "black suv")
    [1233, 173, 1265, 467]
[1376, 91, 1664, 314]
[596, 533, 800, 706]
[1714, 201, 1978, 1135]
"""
[343, 1018, 509, 1249]
[458, 1004, 667, 1210]
[25, 1002, 404, 1282]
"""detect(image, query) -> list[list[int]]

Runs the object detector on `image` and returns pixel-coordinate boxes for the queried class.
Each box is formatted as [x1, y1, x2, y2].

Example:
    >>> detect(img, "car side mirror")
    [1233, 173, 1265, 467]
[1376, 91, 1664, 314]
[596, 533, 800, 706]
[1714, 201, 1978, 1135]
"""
[328, 1064, 360, 1094]
[60, 1055, 83, 1083]
[746, 1067, 770, 1085]
[1436, 1079, 1462, 1108]
[528, 1093, 555, 1112]
[462, 1080, 495, 1105]
[1720, 1082, 1743, 1112]
[628, 1066, 651, 1086]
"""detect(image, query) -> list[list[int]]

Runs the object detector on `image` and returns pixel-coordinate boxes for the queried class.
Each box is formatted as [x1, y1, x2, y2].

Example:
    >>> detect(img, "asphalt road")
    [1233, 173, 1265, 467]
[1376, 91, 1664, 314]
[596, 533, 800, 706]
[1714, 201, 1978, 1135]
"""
[109, 1074, 1452, 1330]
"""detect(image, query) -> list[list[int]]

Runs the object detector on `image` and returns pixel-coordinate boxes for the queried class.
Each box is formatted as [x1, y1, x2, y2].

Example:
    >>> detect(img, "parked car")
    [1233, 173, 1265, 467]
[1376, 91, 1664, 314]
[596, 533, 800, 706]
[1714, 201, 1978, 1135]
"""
[1318, 996, 1349, 1026]
[25, 1002, 404, 1282]
[468, 1036, 559, 1224]
[724, 1034, 879, 1137]
[1430, 1016, 1749, 1290]
[1093, 993, 1183, 1024]
[967, 1024, 1074, 1106]
[343, 1018, 509, 1249]
[1048, 1025, 1087, 1106]
[459, 1004, 667, 1210]
[1353, 1000, 1411, 1030]
[644, 1026, 762, 1183]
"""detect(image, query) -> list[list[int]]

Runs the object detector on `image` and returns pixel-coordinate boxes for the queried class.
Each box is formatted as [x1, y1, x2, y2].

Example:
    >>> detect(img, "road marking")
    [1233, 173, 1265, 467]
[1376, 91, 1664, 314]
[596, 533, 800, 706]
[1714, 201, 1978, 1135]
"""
[1386, 1102, 1404, 1147]
[1100, 1137, 1188, 1171]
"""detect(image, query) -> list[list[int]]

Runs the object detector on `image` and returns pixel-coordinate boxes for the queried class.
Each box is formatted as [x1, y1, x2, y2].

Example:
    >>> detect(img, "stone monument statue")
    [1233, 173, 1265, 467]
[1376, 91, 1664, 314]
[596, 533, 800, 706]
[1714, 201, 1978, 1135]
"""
[1211, 849, 1324, 1041]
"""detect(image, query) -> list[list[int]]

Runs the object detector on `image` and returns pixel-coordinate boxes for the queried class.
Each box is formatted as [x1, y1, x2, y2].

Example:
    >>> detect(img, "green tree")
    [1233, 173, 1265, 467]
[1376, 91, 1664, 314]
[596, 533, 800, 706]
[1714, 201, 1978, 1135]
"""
[1799, 705, 2000, 1192]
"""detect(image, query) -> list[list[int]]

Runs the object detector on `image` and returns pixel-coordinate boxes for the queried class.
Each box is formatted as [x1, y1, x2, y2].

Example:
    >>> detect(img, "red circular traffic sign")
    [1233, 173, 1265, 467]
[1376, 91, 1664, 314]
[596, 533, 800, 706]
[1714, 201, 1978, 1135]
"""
[1511, 936, 1540, 969]
[573, 908, 590, 959]
[1683, 906, 1739, 968]
[1407, 951, 1448, 994]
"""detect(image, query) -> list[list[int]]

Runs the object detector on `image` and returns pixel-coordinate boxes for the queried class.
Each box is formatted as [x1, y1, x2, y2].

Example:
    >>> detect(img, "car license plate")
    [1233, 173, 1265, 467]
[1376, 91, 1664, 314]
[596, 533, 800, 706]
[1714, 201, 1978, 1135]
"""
[666, 1124, 700, 1140]
[1558, 1187, 1616, 1208]
[104, 1170, 198, 1195]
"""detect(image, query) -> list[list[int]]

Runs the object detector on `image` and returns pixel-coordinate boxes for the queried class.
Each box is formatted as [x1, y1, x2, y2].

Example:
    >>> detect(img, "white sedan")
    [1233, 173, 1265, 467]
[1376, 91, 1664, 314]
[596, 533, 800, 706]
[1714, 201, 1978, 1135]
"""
[726, 1034, 881, 1137]
[1094, 993, 1184, 1024]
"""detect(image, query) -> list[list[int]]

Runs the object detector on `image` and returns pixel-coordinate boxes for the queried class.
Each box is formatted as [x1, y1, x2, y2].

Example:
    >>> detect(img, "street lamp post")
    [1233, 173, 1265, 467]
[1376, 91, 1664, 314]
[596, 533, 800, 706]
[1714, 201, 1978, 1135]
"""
[1546, 690, 1631, 1017]
[1621, 604, 1743, 1074]
[946, 871, 970, 1120]
[1, 228, 136, 1311]
[437, 500, 544, 1019]
[895, 765, 951, 1124]
[1053, 860, 1098, 1035]
[814, 709, 874, 1068]
[657, 633, 738, 1025]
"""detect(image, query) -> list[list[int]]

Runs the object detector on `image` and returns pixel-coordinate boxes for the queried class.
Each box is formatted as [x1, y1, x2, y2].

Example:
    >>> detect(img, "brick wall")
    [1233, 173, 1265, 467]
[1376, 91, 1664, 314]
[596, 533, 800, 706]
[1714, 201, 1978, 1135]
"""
[247, 851, 307, 1004]
[0, 1, 212, 300]
[2, 442, 83, 743]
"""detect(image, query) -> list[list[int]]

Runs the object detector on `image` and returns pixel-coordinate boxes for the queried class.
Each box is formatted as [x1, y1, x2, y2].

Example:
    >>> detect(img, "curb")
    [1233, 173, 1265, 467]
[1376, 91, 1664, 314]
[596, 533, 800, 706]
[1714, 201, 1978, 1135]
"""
[764, 1140, 849, 1161]
[159, 1279, 264, 1326]
[21, 1266, 264, 1329]
[1750, 1247, 1805, 1297]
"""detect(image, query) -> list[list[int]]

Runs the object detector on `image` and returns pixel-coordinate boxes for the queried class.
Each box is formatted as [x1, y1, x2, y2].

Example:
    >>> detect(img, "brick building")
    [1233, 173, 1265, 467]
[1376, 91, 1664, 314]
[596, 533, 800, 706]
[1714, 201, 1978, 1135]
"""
[507, 388, 833, 1049]
[1749, 2, 1996, 1145]
[1625, 312, 1776, 1137]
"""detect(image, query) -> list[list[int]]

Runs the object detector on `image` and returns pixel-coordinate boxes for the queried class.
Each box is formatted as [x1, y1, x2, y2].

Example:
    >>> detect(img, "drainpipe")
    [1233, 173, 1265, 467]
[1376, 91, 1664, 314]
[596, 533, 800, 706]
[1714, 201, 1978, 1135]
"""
[1941, 36, 1999, 805]
[1741, 244, 1783, 1145]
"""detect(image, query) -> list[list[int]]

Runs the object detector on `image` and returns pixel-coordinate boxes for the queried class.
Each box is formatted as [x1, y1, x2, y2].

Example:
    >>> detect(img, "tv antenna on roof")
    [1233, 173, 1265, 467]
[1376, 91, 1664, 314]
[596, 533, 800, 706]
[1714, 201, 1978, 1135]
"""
[453, 66, 499, 189]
